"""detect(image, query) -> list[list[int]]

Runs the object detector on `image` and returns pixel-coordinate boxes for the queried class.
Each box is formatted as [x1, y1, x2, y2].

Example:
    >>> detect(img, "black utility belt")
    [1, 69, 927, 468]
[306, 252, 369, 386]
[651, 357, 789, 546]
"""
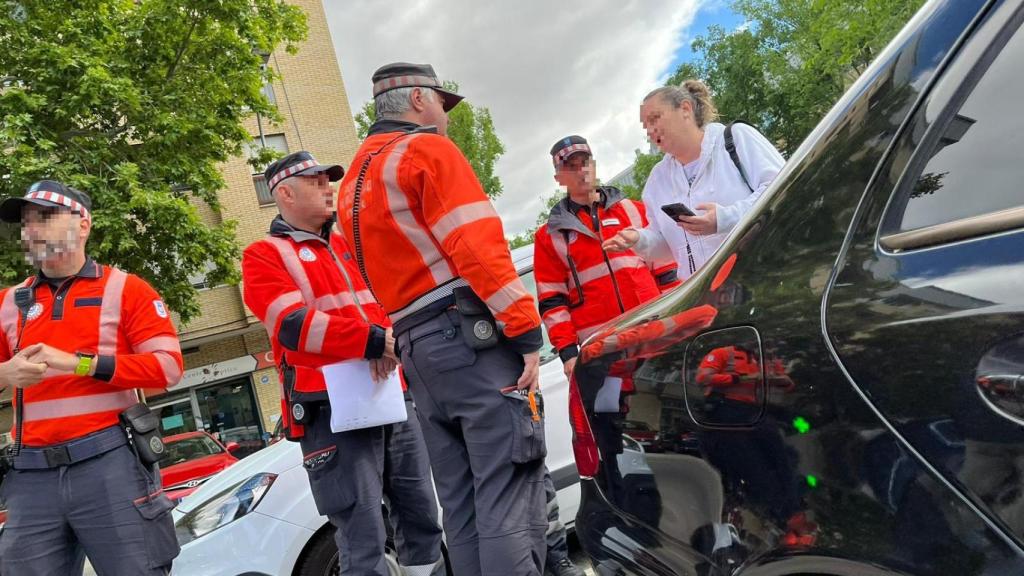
[11, 425, 127, 470]
[395, 287, 500, 352]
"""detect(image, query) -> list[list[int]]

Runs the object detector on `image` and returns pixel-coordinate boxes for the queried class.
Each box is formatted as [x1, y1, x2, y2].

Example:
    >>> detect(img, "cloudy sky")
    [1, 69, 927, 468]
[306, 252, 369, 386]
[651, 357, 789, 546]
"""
[323, 0, 741, 237]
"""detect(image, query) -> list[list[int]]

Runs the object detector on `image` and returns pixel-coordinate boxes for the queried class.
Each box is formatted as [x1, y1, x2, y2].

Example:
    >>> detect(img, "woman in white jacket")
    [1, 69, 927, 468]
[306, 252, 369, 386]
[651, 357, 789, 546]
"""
[604, 79, 784, 281]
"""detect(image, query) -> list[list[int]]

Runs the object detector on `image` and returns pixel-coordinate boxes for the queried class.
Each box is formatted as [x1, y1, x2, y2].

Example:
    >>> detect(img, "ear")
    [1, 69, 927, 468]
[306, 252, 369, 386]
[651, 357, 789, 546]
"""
[409, 87, 430, 113]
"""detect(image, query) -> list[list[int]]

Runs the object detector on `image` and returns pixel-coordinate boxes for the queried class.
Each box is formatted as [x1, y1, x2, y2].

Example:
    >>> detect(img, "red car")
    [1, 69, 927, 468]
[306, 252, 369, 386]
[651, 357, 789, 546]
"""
[622, 419, 663, 453]
[159, 431, 240, 503]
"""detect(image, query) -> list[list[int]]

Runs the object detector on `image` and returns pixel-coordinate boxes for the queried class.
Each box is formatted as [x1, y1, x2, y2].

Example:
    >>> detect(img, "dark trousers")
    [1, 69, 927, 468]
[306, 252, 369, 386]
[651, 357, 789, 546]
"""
[385, 399, 444, 567]
[0, 443, 178, 575]
[300, 405, 390, 576]
[399, 312, 547, 576]
[543, 467, 571, 568]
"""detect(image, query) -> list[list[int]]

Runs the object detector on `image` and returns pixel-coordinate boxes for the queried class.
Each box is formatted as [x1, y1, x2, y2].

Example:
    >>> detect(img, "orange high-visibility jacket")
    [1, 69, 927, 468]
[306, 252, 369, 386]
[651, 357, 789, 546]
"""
[336, 120, 542, 353]
[0, 259, 183, 446]
[242, 217, 393, 435]
[696, 345, 761, 404]
[533, 187, 680, 362]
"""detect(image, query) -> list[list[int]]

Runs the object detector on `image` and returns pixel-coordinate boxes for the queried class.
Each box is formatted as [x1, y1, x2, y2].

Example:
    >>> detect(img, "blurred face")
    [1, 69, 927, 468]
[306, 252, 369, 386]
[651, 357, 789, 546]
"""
[21, 205, 88, 268]
[641, 95, 699, 157]
[554, 153, 597, 195]
[279, 172, 334, 227]
[420, 88, 450, 137]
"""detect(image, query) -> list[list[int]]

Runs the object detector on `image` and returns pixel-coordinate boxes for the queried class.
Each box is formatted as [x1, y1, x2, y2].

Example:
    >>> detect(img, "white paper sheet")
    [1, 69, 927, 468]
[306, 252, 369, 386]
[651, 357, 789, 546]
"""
[322, 360, 407, 433]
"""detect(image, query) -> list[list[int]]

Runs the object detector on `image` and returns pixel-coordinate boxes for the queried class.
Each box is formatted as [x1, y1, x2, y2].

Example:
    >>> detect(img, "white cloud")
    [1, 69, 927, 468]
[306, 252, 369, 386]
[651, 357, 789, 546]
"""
[323, 0, 701, 236]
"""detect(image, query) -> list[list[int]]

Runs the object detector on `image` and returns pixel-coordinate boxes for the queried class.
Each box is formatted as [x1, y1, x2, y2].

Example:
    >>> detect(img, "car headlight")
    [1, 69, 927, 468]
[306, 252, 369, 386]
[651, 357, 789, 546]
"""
[174, 473, 277, 545]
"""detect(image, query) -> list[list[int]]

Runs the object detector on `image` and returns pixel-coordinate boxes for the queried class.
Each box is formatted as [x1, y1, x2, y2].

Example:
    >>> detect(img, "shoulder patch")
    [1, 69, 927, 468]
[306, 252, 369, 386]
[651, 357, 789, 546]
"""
[153, 300, 168, 318]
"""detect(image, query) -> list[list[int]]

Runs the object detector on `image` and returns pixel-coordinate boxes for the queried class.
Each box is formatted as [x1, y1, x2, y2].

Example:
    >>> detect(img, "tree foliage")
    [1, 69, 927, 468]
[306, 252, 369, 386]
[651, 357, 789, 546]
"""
[0, 0, 307, 323]
[672, 0, 925, 156]
[354, 81, 506, 198]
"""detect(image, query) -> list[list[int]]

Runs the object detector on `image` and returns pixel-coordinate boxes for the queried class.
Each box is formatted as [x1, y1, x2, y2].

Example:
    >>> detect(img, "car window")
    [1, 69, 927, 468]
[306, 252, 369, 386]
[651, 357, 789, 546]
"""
[887, 24, 1024, 233]
[517, 268, 558, 364]
[159, 435, 223, 467]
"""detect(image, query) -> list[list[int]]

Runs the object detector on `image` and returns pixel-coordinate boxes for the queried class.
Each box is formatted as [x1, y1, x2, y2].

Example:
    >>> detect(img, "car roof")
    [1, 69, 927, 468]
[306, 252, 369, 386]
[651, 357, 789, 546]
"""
[510, 244, 534, 272]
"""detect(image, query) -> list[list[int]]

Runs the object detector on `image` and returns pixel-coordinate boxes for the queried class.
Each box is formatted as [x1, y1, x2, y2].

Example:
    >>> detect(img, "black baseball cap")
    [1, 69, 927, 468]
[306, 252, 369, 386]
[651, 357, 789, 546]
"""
[372, 62, 465, 112]
[264, 151, 344, 193]
[550, 135, 593, 167]
[0, 180, 93, 223]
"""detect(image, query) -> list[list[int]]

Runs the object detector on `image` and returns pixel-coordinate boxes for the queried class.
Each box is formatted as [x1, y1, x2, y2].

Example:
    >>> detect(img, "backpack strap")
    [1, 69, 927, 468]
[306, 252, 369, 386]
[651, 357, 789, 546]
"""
[724, 121, 755, 193]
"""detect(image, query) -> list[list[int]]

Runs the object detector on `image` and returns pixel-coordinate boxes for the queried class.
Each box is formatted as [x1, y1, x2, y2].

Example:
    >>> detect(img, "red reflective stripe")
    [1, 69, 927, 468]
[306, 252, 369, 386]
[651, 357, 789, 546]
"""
[266, 290, 304, 333]
[265, 238, 315, 303]
[619, 201, 643, 229]
[98, 268, 127, 356]
[305, 311, 330, 354]
[313, 292, 359, 312]
[542, 309, 572, 333]
[23, 389, 137, 422]
[575, 255, 643, 285]
[153, 350, 183, 387]
[537, 282, 568, 295]
[430, 200, 499, 245]
[484, 277, 531, 315]
[373, 75, 439, 95]
[134, 335, 181, 354]
[549, 234, 570, 269]
[268, 159, 318, 190]
[382, 136, 454, 285]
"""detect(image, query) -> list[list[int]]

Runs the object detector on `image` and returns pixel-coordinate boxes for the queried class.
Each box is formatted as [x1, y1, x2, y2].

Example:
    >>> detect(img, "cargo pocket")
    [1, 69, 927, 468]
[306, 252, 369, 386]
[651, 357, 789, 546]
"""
[133, 491, 180, 569]
[503, 390, 547, 464]
[301, 444, 356, 516]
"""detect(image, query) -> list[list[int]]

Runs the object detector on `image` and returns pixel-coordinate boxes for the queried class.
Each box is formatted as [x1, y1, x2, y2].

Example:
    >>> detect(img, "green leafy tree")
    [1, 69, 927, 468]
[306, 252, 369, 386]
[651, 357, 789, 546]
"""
[507, 192, 562, 250]
[618, 149, 665, 200]
[670, 0, 925, 156]
[354, 81, 506, 199]
[0, 0, 307, 323]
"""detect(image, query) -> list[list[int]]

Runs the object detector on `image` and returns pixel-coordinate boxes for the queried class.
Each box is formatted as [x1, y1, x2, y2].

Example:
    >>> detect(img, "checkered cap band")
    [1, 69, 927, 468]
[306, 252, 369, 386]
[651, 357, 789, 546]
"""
[269, 159, 318, 191]
[554, 143, 592, 166]
[373, 74, 441, 97]
[25, 190, 90, 220]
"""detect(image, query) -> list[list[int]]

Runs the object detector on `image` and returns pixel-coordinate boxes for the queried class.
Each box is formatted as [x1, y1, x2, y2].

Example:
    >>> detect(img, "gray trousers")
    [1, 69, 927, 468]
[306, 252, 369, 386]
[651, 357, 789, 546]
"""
[385, 399, 444, 567]
[301, 401, 444, 575]
[0, 442, 178, 575]
[398, 311, 547, 576]
[543, 467, 571, 568]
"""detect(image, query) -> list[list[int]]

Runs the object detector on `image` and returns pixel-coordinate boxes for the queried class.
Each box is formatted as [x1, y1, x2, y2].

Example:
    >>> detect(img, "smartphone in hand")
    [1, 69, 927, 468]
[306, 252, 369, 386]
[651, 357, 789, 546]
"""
[660, 202, 696, 220]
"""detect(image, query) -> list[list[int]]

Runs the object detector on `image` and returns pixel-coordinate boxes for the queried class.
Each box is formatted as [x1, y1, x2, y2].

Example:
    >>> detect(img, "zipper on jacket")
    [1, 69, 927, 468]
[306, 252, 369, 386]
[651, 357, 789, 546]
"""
[590, 205, 625, 314]
[324, 243, 370, 323]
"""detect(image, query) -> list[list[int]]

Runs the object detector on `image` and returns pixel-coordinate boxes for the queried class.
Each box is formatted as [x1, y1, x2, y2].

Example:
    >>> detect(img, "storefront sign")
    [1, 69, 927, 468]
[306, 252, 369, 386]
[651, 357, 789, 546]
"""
[172, 355, 258, 391]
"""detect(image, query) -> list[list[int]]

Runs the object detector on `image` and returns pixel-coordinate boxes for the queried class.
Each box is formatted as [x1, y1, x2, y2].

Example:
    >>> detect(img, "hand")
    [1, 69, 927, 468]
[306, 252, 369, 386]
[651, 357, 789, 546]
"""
[383, 327, 398, 363]
[0, 343, 49, 389]
[517, 351, 541, 393]
[562, 356, 577, 380]
[24, 343, 79, 376]
[602, 228, 640, 252]
[675, 203, 718, 235]
[370, 357, 398, 383]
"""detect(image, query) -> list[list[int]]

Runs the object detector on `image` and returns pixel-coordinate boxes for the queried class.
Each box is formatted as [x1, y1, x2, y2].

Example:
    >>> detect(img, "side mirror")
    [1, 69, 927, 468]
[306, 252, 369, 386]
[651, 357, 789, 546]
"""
[226, 442, 241, 453]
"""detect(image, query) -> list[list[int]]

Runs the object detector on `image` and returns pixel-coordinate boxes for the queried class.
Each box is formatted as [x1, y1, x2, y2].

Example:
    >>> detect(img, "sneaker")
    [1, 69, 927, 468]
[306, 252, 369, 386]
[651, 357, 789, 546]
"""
[549, 556, 585, 576]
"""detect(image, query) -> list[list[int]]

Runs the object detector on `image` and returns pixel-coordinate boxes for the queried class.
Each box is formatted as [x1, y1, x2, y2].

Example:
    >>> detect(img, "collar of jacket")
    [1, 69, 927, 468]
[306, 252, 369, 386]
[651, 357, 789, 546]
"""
[269, 214, 332, 244]
[367, 119, 440, 137]
[546, 186, 626, 239]
[34, 256, 102, 284]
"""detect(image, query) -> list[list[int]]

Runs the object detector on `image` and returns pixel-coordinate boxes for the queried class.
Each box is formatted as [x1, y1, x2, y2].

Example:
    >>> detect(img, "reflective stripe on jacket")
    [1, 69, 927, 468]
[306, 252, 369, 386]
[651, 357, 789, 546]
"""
[336, 120, 542, 353]
[533, 187, 679, 360]
[0, 260, 182, 446]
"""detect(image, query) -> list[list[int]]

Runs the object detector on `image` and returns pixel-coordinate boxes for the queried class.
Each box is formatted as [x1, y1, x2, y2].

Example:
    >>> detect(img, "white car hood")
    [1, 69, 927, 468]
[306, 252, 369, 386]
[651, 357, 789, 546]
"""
[175, 439, 302, 514]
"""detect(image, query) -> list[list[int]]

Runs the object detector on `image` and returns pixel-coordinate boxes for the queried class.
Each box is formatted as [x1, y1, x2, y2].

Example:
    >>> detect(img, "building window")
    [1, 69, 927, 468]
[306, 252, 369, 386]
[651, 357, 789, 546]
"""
[188, 261, 218, 290]
[247, 134, 288, 206]
[261, 80, 277, 106]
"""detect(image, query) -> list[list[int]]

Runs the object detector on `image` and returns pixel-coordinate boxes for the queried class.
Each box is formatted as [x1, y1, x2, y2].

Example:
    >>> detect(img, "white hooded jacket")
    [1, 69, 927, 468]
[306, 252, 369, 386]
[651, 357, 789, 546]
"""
[634, 122, 784, 281]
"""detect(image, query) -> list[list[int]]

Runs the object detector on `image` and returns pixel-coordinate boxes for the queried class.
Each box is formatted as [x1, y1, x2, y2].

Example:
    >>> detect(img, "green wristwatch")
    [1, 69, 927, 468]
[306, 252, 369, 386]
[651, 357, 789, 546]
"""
[75, 353, 95, 376]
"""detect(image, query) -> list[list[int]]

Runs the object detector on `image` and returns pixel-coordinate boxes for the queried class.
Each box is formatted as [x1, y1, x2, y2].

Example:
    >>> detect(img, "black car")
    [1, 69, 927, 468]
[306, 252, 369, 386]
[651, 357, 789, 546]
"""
[569, 0, 1024, 574]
